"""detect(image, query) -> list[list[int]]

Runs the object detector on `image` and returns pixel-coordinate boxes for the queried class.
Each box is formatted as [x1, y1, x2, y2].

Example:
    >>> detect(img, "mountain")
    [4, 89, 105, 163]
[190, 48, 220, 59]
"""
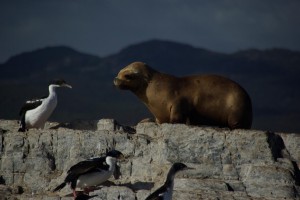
[104, 40, 229, 75]
[0, 46, 103, 82]
[0, 39, 300, 132]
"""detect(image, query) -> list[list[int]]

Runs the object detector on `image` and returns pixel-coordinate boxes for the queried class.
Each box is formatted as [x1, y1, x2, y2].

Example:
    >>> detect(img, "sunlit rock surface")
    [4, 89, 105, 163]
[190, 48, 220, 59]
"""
[0, 119, 299, 200]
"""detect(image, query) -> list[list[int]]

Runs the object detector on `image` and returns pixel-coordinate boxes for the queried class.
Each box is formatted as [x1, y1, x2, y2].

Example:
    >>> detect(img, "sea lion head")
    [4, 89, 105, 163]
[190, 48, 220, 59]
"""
[114, 62, 153, 92]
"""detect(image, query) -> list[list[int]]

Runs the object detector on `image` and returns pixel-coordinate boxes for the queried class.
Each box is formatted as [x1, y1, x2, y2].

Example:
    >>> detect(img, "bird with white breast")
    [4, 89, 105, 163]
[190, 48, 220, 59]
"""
[53, 150, 124, 199]
[18, 79, 72, 132]
[145, 162, 193, 200]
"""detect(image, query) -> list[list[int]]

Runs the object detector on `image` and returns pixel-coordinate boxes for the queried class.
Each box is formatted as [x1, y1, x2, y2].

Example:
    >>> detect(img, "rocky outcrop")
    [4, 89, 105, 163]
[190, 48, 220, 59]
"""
[0, 119, 299, 200]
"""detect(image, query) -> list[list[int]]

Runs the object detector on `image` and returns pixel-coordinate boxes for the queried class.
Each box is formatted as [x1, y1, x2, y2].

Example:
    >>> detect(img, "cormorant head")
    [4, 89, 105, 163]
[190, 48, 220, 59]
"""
[172, 162, 192, 172]
[106, 150, 124, 159]
[50, 79, 72, 88]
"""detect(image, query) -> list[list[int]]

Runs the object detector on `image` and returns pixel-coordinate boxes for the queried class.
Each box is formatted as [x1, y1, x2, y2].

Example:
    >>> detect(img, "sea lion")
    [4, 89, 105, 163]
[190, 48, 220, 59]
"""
[114, 62, 252, 129]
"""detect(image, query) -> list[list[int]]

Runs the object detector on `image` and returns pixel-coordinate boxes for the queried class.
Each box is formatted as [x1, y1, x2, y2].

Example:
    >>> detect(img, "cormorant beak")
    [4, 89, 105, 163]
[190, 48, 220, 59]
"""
[184, 167, 195, 171]
[117, 153, 125, 160]
[62, 83, 72, 89]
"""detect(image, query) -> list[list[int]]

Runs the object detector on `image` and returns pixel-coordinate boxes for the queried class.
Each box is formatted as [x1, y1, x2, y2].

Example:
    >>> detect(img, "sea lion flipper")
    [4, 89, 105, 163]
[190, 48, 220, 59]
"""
[169, 99, 188, 124]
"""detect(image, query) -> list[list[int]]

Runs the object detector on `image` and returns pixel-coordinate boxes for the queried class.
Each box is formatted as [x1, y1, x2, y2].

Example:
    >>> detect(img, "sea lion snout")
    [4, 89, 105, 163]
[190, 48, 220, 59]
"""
[114, 75, 136, 90]
[113, 77, 125, 89]
[113, 77, 120, 85]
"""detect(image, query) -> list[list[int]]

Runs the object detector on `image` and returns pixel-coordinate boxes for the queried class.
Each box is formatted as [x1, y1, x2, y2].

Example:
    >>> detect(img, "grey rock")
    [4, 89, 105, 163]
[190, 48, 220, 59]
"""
[0, 119, 299, 200]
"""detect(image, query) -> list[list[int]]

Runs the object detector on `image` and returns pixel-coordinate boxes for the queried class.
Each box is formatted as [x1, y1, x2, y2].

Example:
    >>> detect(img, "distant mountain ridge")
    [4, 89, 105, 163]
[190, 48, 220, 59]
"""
[0, 46, 102, 81]
[1, 39, 300, 132]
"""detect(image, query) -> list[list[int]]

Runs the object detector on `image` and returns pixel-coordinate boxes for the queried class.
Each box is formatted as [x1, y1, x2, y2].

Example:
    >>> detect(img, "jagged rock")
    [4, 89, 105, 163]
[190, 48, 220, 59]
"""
[0, 119, 299, 200]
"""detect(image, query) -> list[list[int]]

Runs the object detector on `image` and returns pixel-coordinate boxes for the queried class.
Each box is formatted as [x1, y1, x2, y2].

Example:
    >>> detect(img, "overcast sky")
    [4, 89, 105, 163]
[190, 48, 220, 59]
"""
[0, 0, 300, 63]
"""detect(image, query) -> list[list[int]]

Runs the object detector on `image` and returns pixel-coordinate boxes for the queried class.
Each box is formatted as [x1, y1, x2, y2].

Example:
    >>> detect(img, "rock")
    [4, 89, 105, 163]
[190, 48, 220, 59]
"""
[0, 119, 299, 199]
[49, 119, 136, 134]
[0, 185, 12, 198]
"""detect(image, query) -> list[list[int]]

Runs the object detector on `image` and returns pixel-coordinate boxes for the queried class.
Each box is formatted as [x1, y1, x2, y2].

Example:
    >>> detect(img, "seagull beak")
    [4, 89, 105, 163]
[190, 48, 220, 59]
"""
[62, 84, 72, 89]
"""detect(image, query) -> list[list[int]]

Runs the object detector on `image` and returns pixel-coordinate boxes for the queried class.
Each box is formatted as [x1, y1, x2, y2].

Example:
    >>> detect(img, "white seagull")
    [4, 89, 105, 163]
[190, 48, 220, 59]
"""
[18, 79, 72, 132]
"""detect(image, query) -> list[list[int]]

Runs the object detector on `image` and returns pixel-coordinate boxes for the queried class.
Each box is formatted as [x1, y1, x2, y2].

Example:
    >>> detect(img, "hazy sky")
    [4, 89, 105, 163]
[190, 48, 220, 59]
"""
[1, 0, 300, 63]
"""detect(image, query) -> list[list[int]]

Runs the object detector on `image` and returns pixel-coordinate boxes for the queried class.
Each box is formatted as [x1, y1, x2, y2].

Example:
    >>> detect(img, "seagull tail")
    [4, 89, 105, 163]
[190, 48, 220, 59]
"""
[53, 182, 67, 192]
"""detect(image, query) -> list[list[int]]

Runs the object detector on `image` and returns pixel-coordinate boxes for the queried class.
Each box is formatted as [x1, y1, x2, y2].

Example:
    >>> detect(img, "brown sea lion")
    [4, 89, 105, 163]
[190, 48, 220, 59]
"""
[114, 62, 252, 129]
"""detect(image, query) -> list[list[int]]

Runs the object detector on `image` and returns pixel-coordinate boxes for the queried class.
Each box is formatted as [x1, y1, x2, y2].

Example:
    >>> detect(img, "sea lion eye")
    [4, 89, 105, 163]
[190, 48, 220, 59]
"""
[124, 74, 135, 80]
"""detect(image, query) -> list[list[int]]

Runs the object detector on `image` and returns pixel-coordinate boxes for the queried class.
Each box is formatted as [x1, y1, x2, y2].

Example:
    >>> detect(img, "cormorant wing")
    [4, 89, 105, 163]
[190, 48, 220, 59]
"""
[67, 157, 108, 176]
[145, 186, 166, 200]
[54, 157, 110, 192]
[19, 96, 47, 116]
